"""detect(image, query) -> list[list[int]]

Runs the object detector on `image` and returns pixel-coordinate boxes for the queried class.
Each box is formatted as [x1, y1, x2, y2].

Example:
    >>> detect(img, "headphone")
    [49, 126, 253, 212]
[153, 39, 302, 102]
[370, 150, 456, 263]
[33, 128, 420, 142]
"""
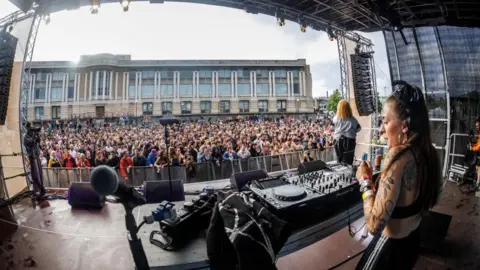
[391, 80, 422, 128]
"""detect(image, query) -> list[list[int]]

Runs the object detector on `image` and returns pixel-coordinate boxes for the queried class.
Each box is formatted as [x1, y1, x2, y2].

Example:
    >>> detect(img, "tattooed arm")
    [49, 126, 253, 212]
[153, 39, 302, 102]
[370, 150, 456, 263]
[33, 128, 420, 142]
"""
[363, 147, 407, 235]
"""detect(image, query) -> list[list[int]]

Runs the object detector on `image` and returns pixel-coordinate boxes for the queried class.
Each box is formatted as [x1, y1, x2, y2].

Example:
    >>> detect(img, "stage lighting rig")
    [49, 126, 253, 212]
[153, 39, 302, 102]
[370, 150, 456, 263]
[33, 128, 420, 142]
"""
[327, 26, 336, 41]
[44, 14, 50, 25]
[298, 17, 307, 33]
[121, 0, 130, 12]
[276, 9, 285, 27]
[90, 0, 100, 14]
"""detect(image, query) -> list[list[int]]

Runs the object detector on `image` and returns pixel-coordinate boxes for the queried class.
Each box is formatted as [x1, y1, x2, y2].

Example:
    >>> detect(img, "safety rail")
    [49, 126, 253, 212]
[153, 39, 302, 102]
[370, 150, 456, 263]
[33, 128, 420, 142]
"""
[446, 133, 478, 175]
[40, 148, 336, 188]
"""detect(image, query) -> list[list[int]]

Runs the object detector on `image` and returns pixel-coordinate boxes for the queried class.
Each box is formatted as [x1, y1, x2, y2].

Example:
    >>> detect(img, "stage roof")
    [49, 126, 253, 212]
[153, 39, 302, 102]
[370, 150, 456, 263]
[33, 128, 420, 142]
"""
[4, 1, 480, 33]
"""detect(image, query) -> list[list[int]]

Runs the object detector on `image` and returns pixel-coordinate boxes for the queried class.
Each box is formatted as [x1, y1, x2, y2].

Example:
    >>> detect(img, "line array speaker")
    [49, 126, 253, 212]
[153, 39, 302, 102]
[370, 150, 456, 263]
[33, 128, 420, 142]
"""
[0, 31, 18, 125]
[351, 53, 375, 116]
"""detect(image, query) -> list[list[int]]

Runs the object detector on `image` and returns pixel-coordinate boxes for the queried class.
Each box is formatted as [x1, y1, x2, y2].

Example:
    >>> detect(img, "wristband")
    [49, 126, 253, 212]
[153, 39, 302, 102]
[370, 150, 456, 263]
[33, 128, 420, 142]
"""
[360, 179, 372, 187]
[360, 185, 372, 193]
[362, 190, 374, 200]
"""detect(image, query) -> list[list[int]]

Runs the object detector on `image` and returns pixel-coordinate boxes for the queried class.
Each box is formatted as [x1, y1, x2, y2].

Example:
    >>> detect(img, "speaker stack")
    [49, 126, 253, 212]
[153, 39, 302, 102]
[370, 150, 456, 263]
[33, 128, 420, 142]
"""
[0, 31, 18, 125]
[351, 52, 375, 116]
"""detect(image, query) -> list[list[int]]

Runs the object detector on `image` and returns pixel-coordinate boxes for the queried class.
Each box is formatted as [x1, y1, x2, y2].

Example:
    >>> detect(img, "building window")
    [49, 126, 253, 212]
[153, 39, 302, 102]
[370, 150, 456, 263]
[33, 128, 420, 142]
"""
[199, 84, 212, 97]
[258, 100, 268, 113]
[181, 101, 192, 114]
[200, 101, 211, 113]
[160, 84, 174, 97]
[237, 83, 250, 96]
[256, 83, 269, 96]
[50, 87, 63, 100]
[219, 101, 230, 113]
[162, 102, 172, 114]
[275, 83, 288, 96]
[128, 72, 136, 98]
[293, 83, 300, 96]
[34, 88, 45, 100]
[142, 85, 154, 98]
[218, 69, 231, 78]
[52, 72, 63, 81]
[274, 70, 287, 78]
[67, 72, 75, 99]
[179, 84, 193, 97]
[51, 106, 61, 119]
[239, 100, 249, 113]
[34, 107, 44, 120]
[142, 102, 153, 115]
[218, 83, 231, 96]
[277, 100, 287, 112]
[95, 106, 105, 118]
[199, 70, 212, 78]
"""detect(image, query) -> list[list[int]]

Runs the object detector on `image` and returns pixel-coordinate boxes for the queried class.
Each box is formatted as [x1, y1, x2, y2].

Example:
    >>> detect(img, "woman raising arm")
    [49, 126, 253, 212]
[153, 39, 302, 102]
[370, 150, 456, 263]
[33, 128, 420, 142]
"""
[356, 81, 442, 270]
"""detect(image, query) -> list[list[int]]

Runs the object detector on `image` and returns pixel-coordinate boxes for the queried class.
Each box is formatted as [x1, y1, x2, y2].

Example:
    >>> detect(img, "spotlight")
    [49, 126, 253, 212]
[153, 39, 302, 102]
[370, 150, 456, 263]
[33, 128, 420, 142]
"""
[7, 25, 13, 33]
[90, 0, 100, 14]
[327, 26, 336, 41]
[277, 17, 285, 27]
[121, 0, 130, 12]
[298, 17, 307, 33]
[44, 14, 50, 25]
[300, 25, 307, 33]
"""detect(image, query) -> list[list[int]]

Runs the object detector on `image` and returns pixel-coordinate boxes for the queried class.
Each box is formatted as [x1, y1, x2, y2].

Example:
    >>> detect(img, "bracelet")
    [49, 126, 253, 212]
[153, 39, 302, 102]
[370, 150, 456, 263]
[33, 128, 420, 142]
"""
[362, 190, 374, 200]
[360, 179, 372, 187]
[360, 185, 372, 193]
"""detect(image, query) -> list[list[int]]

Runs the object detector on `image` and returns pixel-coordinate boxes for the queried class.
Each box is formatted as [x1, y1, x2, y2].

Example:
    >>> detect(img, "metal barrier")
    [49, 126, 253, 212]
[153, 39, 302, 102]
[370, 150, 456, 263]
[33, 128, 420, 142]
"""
[41, 147, 336, 188]
[445, 133, 478, 176]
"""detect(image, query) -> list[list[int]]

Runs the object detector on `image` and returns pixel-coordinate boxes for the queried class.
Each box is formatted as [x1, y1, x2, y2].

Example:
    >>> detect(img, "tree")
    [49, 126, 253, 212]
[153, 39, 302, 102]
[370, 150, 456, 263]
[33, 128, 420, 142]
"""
[327, 89, 343, 113]
[376, 97, 383, 113]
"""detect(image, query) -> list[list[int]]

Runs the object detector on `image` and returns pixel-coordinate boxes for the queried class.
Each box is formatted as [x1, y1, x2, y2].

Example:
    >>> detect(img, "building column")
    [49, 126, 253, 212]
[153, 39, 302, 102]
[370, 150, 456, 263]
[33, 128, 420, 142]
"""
[114, 72, 118, 100]
[215, 72, 219, 98]
[89, 72, 93, 101]
[268, 71, 272, 97]
[102, 71, 106, 100]
[84, 73, 88, 101]
[196, 71, 200, 98]
[138, 72, 142, 101]
[153, 72, 158, 100]
[135, 72, 139, 100]
[157, 72, 161, 100]
[109, 71, 114, 100]
[123, 72, 128, 101]
[73, 73, 78, 102]
[250, 71, 254, 98]
[272, 71, 276, 97]
[253, 72, 257, 97]
[46, 74, 52, 103]
[235, 71, 238, 98]
[192, 71, 196, 98]
[211, 72, 215, 98]
[176, 71, 180, 99]
[287, 71, 291, 97]
[95, 71, 100, 100]
[231, 71, 235, 98]
[62, 74, 67, 102]
[29, 74, 35, 103]
[302, 71, 307, 97]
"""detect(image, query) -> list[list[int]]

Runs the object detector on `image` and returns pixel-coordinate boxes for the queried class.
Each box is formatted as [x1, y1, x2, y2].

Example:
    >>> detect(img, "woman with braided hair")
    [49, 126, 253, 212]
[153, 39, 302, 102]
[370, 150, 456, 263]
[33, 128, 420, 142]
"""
[355, 81, 442, 270]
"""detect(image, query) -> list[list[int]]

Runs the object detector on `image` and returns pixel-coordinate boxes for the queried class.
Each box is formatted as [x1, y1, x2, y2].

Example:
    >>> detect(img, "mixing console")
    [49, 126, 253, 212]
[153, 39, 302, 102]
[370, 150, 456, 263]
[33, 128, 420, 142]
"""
[286, 164, 356, 194]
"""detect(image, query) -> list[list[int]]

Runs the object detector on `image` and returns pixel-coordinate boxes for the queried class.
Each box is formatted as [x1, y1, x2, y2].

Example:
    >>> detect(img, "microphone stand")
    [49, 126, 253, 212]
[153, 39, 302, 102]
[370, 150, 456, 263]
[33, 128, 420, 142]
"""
[164, 126, 173, 200]
[122, 202, 150, 270]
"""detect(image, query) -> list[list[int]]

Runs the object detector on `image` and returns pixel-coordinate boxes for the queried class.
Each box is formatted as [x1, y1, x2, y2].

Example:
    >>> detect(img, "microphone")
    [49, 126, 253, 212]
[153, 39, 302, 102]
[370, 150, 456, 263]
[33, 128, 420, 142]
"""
[90, 165, 146, 208]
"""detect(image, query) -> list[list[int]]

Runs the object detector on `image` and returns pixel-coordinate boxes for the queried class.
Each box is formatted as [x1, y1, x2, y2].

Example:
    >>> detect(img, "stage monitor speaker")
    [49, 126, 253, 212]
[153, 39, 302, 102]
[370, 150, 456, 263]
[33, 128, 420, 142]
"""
[68, 182, 106, 209]
[144, 179, 185, 203]
[298, 160, 328, 174]
[351, 53, 375, 117]
[419, 211, 451, 252]
[0, 31, 18, 126]
[230, 169, 268, 191]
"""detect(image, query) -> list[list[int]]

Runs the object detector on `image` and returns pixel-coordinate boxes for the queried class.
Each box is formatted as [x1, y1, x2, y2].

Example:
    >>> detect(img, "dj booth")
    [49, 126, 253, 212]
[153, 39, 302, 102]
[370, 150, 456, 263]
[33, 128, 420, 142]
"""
[133, 188, 364, 269]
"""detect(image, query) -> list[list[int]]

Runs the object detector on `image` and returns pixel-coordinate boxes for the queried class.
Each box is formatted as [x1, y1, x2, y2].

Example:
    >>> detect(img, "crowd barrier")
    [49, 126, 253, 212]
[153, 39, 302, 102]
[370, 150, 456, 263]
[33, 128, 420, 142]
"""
[42, 148, 336, 188]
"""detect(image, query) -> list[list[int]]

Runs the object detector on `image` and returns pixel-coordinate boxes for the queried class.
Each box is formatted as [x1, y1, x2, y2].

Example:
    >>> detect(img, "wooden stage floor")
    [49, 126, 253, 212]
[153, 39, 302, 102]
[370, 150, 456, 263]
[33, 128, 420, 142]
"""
[0, 181, 477, 270]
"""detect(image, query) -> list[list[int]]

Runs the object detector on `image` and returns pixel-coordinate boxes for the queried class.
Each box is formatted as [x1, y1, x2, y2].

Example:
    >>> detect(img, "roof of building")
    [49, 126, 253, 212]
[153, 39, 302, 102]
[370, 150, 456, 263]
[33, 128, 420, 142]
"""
[30, 54, 308, 69]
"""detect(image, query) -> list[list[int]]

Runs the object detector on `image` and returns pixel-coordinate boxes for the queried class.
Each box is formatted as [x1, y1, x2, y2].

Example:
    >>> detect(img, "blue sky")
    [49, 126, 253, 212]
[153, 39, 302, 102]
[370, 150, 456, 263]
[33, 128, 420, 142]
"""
[1, 1, 391, 97]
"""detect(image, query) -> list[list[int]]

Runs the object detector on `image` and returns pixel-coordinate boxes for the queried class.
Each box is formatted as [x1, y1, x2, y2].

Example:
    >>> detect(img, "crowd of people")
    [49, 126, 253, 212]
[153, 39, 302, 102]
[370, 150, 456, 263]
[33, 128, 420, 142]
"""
[37, 116, 335, 179]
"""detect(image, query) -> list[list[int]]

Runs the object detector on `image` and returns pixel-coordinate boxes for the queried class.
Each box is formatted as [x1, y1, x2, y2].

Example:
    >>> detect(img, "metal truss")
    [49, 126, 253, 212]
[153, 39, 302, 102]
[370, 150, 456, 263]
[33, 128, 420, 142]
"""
[18, 10, 43, 191]
[336, 35, 349, 100]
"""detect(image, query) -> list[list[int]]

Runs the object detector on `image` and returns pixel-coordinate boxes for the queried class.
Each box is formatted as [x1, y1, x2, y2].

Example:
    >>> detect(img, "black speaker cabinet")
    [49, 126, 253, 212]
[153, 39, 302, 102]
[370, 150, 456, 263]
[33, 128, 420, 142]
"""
[144, 179, 185, 203]
[68, 182, 105, 209]
[298, 160, 328, 174]
[230, 170, 269, 191]
[0, 31, 18, 125]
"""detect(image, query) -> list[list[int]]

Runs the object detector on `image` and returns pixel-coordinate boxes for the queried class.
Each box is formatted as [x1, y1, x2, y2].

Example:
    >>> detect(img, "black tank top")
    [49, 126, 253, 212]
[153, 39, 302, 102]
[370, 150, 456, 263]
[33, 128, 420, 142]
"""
[390, 149, 422, 219]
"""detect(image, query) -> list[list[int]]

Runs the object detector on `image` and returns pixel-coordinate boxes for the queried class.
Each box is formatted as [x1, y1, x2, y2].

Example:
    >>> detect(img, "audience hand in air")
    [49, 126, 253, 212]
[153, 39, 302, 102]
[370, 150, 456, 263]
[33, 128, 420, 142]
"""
[356, 161, 372, 182]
